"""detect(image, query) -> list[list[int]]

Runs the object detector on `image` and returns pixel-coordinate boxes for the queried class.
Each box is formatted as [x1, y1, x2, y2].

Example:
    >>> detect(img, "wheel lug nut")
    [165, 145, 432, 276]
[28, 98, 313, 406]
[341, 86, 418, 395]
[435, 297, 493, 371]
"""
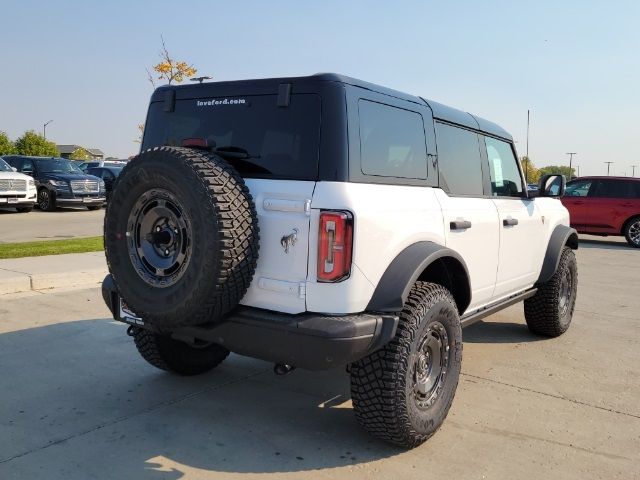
[164, 249, 170, 255]
[156, 226, 161, 232]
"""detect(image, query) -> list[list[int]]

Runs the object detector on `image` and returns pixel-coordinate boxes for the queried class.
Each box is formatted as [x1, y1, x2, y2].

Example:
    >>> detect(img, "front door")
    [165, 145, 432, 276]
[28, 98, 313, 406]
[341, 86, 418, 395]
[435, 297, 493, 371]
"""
[483, 136, 546, 298]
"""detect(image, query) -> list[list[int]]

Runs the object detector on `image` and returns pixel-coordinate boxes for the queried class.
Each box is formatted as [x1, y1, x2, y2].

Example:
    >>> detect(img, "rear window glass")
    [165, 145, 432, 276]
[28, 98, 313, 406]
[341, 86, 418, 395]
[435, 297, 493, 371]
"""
[358, 100, 427, 179]
[435, 123, 484, 196]
[142, 94, 321, 180]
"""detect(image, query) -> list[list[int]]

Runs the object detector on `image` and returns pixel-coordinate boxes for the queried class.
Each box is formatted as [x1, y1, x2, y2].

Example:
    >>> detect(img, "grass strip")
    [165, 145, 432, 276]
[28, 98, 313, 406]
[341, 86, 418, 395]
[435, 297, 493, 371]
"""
[0, 236, 103, 259]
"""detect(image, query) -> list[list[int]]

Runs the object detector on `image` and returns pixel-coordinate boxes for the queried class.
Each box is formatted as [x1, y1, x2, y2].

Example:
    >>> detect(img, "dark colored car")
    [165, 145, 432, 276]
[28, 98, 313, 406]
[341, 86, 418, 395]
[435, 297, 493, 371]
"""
[78, 160, 127, 172]
[86, 166, 123, 202]
[562, 176, 640, 247]
[3, 156, 106, 211]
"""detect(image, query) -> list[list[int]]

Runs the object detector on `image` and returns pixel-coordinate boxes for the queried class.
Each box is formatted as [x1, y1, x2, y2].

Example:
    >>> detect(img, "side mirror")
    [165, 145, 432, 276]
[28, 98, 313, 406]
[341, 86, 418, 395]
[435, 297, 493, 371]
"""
[538, 174, 566, 198]
[11, 167, 17, 172]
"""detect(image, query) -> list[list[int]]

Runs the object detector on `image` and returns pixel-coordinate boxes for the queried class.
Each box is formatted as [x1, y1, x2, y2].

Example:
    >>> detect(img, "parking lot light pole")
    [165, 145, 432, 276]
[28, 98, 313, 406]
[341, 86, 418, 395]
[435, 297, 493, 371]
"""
[632, 165, 638, 177]
[43, 120, 53, 140]
[604, 161, 613, 176]
[566, 152, 577, 179]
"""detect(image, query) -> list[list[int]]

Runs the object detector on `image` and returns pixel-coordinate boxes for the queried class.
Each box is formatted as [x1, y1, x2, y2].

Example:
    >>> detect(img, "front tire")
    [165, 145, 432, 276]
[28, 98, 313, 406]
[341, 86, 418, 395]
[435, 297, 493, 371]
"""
[132, 327, 230, 376]
[38, 189, 56, 211]
[623, 216, 640, 248]
[16, 206, 34, 213]
[524, 246, 578, 337]
[87, 205, 102, 211]
[350, 282, 462, 448]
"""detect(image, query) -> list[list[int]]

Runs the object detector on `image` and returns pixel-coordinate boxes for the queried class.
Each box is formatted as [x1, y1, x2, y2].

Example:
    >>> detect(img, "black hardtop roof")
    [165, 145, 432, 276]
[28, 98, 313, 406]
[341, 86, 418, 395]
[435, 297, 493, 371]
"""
[3, 155, 66, 161]
[153, 73, 512, 141]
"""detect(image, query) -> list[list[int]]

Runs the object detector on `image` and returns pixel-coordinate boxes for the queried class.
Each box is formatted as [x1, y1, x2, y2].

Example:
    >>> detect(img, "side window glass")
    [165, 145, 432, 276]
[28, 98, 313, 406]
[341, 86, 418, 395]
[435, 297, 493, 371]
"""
[484, 137, 523, 197]
[565, 180, 592, 197]
[435, 123, 484, 196]
[358, 100, 428, 179]
[22, 160, 34, 174]
[592, 180, 628, 198]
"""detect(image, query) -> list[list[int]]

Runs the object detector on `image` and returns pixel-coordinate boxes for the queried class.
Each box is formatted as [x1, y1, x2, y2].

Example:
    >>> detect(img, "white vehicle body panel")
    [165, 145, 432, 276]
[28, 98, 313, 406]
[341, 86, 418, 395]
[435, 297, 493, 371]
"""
[434, 189, 500, 311]
[0, 170, 37, 207]
[239, 179, 314, 314]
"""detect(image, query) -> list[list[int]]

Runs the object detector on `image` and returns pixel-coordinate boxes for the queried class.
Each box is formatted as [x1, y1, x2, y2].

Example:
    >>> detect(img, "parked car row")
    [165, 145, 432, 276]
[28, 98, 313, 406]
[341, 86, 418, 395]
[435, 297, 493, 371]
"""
[0, 155, 123, 213]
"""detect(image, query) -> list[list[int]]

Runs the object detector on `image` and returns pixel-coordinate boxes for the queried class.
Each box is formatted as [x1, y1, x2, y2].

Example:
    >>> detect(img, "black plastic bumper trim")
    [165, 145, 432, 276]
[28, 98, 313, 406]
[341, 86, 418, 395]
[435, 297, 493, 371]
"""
[101, 274, 398, 370]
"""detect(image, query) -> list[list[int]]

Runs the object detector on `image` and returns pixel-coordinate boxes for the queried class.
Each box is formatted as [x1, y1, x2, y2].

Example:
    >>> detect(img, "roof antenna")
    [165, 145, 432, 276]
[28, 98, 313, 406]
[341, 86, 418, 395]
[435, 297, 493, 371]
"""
[190, 76, 213, 84]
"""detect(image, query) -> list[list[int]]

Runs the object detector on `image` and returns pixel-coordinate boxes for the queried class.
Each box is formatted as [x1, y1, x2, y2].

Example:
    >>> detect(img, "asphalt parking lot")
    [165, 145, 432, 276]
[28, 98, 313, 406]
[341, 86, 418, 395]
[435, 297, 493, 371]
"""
[0, 207, 104, 243]
[0, 236, 638, 480]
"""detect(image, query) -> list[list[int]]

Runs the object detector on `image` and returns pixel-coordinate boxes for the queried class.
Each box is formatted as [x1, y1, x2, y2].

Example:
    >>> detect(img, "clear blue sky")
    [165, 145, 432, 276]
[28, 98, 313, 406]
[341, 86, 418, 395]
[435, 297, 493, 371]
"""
[1, 0, 638, 176]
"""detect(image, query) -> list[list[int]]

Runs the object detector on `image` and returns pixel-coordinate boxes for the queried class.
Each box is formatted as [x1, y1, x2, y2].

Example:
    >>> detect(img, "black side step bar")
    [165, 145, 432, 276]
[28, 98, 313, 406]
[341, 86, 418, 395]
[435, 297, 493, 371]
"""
[460, 288, 537, 328]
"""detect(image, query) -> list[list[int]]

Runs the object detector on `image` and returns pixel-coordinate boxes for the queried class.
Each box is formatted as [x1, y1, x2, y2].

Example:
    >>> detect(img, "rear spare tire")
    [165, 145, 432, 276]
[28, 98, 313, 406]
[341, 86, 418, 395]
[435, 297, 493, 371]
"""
[104, 146, 259, 329]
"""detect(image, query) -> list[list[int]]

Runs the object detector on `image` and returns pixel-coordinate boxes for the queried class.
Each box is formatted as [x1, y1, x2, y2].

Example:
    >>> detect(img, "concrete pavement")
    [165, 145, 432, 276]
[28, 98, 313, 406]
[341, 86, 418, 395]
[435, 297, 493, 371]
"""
[0, 235, 638, 479]
[0, 252, 107, 294]
[0, 207, 104, 243]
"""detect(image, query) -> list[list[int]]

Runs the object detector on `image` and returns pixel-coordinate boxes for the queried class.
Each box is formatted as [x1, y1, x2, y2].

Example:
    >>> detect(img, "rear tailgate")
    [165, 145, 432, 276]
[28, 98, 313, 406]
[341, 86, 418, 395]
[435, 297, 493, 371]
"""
[240, 179, 315, 313]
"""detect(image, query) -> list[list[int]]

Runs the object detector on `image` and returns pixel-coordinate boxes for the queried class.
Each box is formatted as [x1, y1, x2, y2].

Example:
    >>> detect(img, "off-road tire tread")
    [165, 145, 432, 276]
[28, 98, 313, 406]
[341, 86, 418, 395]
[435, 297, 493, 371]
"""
[132, 327, 230, 376]
[524, 246, 577, 337]
[105, 146, 259, 328]
[350, 282, 462, 448]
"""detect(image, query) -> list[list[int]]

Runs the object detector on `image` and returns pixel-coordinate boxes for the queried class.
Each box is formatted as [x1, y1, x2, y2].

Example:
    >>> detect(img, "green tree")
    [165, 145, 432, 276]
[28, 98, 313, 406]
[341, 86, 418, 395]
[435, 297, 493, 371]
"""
[14, 131, 59, 157]
[521, 156, 541, 184]
[69, 147, 91, 160]
[538, 165, 576, 179]
[0, 131, 16, 155]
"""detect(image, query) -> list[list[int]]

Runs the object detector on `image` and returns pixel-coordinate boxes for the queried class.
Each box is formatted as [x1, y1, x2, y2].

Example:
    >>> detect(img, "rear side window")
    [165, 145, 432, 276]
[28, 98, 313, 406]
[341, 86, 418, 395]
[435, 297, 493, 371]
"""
[435, 123, 484, 196]
[592, 179, 633, 198]
[358, 100, 428, 179]
[484, 136, 523, 197]
[142, 94, 321, 180]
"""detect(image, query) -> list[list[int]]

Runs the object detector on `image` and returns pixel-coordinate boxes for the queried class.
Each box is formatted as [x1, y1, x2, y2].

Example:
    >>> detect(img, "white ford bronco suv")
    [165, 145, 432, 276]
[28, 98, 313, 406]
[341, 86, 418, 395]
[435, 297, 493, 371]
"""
[101, 74, 578, 448]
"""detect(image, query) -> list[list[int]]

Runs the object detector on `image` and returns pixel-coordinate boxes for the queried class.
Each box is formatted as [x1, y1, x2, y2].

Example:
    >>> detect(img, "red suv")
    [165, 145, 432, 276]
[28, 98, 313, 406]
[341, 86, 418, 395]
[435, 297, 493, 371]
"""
[562, 176, 640, 248]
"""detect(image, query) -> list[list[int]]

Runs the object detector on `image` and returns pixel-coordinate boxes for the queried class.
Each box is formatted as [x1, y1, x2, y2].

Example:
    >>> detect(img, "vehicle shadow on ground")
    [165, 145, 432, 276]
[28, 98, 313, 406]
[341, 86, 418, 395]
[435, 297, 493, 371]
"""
[463, 320, 544, 344]
[0, 320, 402, 479]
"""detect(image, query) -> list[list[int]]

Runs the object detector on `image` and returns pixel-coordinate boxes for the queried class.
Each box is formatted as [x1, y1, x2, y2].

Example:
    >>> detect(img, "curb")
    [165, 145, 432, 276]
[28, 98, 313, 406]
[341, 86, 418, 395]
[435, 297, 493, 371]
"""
[0, 269, 107, 295]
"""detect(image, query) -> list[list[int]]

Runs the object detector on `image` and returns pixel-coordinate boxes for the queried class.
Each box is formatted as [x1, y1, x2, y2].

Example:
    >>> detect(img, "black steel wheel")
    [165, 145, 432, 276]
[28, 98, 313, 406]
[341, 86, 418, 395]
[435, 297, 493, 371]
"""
[350, 282, 462, 448]
[38, 189, 56, 211]
[623, 216, 640, 248]
[104, 147, 259, 329]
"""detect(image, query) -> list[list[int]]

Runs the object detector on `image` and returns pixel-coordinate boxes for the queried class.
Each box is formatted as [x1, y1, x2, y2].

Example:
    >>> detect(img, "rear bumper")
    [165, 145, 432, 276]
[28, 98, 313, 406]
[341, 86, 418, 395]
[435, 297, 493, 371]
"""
[102, 275, 398, 370]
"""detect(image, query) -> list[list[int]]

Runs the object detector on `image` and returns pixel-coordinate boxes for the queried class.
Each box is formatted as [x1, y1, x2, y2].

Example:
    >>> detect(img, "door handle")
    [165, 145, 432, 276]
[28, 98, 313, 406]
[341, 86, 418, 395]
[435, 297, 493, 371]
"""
[450, 220, 472, 230]
[503, 218, 519, 227]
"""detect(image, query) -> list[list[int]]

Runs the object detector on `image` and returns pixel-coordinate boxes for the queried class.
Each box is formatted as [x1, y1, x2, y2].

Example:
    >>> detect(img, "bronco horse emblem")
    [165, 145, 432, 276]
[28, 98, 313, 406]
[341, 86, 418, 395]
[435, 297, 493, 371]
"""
[280, 228, 299, 254]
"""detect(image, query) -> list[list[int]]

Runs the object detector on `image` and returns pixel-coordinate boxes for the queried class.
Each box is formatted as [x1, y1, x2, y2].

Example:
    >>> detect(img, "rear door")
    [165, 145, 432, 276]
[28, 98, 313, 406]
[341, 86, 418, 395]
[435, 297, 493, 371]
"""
[434, 122, 499, 311]
[588, 179, 635, 233]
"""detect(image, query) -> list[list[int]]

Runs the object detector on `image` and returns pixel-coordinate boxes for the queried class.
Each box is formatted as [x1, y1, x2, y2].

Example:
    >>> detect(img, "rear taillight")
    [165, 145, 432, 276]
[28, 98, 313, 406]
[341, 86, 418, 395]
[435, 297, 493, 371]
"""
[317, 211, 353, 282]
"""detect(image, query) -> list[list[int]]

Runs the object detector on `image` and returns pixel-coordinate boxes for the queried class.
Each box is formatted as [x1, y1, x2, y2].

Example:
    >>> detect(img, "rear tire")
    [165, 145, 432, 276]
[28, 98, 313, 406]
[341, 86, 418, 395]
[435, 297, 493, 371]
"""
[132, 327, 229, 376]
[524, 246, 577, 337]
[350, 282, 462, 448]
[623, 216, 640, 248]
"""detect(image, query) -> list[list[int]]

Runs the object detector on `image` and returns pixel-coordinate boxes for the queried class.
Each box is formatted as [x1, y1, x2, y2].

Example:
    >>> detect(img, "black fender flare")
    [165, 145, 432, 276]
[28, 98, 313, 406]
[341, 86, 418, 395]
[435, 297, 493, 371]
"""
[366, 241, 471, 313]
[537, 224, 579, 285]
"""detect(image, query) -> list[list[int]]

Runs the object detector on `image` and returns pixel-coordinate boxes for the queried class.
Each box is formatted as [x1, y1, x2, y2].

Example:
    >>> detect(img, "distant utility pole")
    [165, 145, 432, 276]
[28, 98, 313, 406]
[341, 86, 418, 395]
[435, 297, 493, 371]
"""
[632, 165, 638, 177]
[566, 152, 577, 178]
[43, 119, 53, 140]
[604, 161, 614, 176]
